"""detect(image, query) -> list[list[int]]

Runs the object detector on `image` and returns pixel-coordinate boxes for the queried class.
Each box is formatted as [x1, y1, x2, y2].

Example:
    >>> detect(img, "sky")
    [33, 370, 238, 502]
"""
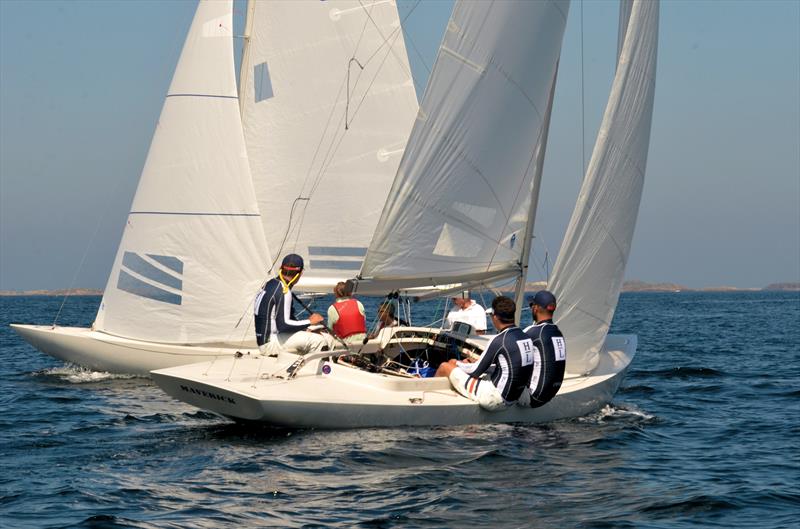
[0, 0, 798, 291]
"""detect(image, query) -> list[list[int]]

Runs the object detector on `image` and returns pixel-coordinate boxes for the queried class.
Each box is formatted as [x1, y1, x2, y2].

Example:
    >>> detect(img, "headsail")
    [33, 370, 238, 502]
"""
[549, 0, 659, 374]
[94, 0, 271, 344]
[357, 0, 570, 295]
[239, 0, 418, 290]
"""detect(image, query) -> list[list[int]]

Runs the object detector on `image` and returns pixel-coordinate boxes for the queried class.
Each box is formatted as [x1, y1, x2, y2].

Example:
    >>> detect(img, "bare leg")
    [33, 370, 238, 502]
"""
[434, 358, 459, 377]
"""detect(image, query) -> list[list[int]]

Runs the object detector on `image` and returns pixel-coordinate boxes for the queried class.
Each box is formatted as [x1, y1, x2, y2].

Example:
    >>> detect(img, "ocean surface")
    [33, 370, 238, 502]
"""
[1, 291, 798, 528]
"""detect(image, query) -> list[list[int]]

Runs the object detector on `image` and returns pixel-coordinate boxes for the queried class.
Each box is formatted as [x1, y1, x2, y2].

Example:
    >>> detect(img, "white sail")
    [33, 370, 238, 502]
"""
[550, 0, 659, 374]
[94, 0, 271, 344]
[358, 0, 570, 294]
[239, 0, 418, 290]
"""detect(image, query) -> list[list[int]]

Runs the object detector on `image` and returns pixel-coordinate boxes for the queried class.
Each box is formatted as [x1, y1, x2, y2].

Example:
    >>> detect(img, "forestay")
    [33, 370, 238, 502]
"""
[550, 0, 659, 374]
[239, 0, 418, 290]
[94, 0, 271, 344]
[358, 0, 570, 294]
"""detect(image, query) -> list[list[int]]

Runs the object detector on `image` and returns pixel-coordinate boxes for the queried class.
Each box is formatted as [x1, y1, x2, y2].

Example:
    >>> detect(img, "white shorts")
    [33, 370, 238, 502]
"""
[275, 331, 335, 355]
[449, 367, 508, 412]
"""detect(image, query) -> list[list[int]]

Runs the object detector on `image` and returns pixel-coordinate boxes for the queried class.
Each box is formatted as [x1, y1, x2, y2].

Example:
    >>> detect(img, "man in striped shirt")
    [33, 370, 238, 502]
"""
[519, 290, 566, 408]
[436, 296, 534, 411]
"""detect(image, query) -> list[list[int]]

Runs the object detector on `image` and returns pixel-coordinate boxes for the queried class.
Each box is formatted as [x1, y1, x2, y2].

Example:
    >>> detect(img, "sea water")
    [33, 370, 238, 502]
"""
[1, 292, 798, 528]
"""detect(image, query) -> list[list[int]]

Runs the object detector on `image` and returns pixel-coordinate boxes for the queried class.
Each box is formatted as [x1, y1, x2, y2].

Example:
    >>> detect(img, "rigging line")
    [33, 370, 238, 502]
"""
[269, 197, 310, 272]
[580, 0, 587, 181]
[289, 8, 372, 220]
[346, 12, 411, 126]
[482, 112, 549, 273]
[357, 0, 418, 79]
[279, 5, 374, 248]
[305, 0, 423, 199]
[51, 208, 106, 329]
[342, 0, 422, 124]
[289, 1, 424, 234]
[400, 0, 430, 73]
[295, 1, 372, 198]
[344, 3, 374, 126]
[345, 57, 365, 130]
[305, 6, 402, 192]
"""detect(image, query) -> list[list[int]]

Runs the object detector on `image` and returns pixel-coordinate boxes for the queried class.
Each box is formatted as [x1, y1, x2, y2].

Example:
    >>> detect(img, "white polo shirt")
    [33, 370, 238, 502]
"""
[446, 300, 487, 332]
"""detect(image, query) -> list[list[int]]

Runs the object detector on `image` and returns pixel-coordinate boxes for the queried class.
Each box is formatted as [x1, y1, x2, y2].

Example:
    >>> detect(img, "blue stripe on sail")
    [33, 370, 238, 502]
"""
[308, 246, 368, 257]
[122, 252, 182, 290]
[254, 62, 274, 102]
[117, 270, 182, 306]
[147, 254, 184, 275]
[310, 260, 363, 270]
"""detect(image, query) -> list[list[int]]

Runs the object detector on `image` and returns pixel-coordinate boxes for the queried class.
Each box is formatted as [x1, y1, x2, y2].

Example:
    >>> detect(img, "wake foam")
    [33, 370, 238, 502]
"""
[579, 403, 656, 424]
[33, 364, 139, 383]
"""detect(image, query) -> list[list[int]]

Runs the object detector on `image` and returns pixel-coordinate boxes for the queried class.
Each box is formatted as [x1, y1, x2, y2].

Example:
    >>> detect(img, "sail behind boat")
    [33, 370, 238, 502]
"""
[94, 0, 270, 344]
[549, 0, 659, 374]
[239, 0, 418, 289]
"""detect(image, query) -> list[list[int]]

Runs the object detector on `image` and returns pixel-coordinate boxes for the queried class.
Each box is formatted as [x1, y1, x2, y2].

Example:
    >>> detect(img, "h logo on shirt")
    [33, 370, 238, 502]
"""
[517, 338, 535, 366]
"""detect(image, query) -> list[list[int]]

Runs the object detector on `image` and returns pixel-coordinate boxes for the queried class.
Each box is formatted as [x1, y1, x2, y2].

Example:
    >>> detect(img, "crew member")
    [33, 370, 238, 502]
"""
[445, 291, 487, 334]
[327, 280, 367, 344]
[253, 254, 328, 355]
[520, 290, 566, 408]
[436, 296, 535, 411]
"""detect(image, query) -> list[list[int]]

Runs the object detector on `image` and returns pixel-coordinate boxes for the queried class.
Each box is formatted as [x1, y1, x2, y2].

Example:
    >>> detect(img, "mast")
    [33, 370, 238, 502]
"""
[513, 64, 560, 323]
[238, 0, 256, 114]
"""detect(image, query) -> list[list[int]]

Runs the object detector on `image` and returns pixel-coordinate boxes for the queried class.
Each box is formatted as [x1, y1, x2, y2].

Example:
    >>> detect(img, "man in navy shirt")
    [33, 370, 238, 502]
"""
[520, 290, 566, 408]
[253, 254, 328, 355]
[436, 296, 535, 411]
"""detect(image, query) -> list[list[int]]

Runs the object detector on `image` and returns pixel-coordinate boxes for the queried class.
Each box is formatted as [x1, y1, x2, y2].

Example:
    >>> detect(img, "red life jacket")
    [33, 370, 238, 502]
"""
[332, 298, 367, 338]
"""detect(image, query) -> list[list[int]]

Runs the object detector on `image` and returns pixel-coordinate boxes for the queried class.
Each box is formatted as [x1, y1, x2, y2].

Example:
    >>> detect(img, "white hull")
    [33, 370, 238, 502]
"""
[10, 324, 251, 376]
[151, 330, 636, 429]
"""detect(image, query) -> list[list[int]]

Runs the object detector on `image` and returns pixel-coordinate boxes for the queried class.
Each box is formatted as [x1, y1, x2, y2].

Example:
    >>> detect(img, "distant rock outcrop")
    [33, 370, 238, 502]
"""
[763, 282, 800, 291]
[0, 288, 103, 297]
[622, 280, 687, 292]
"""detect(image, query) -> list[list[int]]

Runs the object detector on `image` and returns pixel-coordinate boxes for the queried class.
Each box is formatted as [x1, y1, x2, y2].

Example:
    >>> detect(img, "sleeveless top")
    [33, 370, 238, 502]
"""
[331, 298, 367, 338]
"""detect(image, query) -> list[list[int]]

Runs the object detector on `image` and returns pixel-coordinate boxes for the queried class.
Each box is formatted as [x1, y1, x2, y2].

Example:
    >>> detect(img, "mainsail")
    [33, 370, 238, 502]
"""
[549, 0, 659, 374]
[94, 0, 271, 344]
[357, 0, 570, 294]
[238, 0, 418, 290]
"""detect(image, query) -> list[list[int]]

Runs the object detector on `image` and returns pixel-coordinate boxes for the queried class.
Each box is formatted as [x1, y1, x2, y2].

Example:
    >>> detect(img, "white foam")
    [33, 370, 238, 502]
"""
[36, 365, 139, 383]
[580, 403, 656, 423]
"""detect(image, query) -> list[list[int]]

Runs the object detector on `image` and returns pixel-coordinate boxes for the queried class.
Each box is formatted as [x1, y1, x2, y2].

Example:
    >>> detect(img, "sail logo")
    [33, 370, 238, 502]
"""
[116, 252, 183, 305]
[308, 246, 366, 271]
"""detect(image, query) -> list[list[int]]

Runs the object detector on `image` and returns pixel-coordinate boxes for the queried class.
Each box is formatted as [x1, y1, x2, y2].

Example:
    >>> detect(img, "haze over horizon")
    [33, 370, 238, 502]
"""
[1, 0, 798, 291]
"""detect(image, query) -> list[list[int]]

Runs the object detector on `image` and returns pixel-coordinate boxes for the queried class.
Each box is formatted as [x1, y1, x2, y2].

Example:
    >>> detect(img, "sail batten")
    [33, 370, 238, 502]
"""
[550, 0, 659, 374]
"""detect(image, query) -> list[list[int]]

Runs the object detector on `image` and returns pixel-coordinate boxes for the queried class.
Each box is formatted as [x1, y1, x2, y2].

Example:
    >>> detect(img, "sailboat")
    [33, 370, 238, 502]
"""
[11, 0, 419, 375]
[150, 0, 660, 428]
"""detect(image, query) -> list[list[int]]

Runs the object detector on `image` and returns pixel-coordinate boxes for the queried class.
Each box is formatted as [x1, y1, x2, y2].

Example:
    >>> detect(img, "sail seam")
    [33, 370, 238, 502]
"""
[165, 94, 238, 100]
[128, 212, 260, 217]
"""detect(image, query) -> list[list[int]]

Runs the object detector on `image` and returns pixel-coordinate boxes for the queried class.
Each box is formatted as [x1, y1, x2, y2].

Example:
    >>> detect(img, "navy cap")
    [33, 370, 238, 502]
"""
[280, 253, 304, 271]
[527, 290, 557, 311]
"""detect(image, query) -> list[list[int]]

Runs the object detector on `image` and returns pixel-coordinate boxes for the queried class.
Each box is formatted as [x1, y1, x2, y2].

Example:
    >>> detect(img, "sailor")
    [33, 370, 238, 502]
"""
[519, 290, 566, 408]
[445, 291, 487, 334]
[327, 280, 367, 344]
[435, 296, 535, 411]
[367, 301, 407, 339]
[253, 254, 329, 355]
